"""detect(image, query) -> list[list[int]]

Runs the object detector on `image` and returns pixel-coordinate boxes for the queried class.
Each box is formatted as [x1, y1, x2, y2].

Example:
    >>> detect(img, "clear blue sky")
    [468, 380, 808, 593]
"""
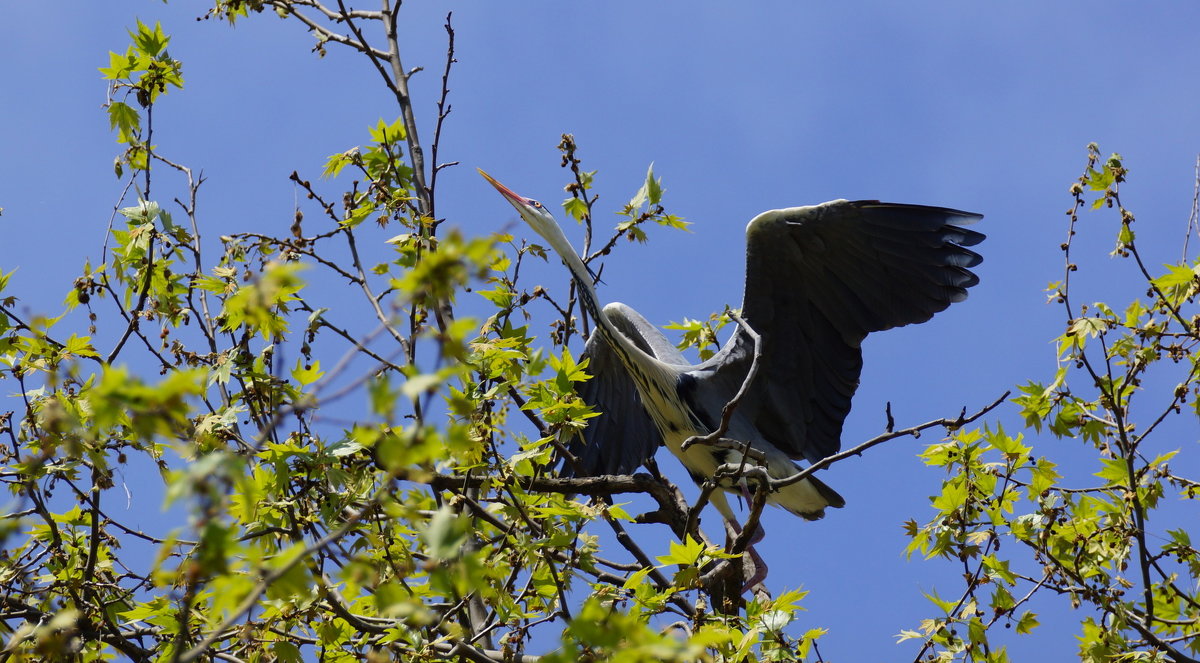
[3, 2, 1200, 660]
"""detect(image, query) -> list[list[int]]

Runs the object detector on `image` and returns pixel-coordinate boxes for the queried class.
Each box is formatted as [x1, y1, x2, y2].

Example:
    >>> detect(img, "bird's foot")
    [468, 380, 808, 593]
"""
[740, 544, 770, 595]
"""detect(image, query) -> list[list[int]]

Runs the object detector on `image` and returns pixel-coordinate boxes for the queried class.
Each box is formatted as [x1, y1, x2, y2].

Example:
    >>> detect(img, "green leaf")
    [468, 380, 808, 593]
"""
[476, 285, 514, 308]
[220, 262, 307, 341]
[967, 617, 987, 646]
[1115, 222, 1134, 248]
[291, 359, 324, 387]
[1151, 264, 1200, 302]
[107, 102, 140, 142]
[119, 200, 162, 224]
[130, 19, 171, 57]
[924, 590, 958, 615]
[1086, 166, 1114, 191]
[622, 566, 654, 591]
[273, 641, 303, 663]
[1095, 458, 1130, 486]
[606, 502, 634, 521]
[400, 372, 442, 400]
[62, 334, 99, 358]
[1068, 316, 1108, 340]
[1153, 263, 1198, 288]
[986, 427, 1030, 461]
[194, 274, 235, 295]
[1028, 458, 1061, 498]
[562, 197, 589, 222]
[628, 163, 663, 209]
[644, 163, 662, 205]
[1148, 449, 1178, 469]
[422, 505, 468, 560]
[341, 198, 376, 228]
[983, 555, 1018, 585]
[930, 476, 969, 515]
[656, 536, 707, 567]
[368, 116, 407, 145]
[264, 543, 313, 602]
[1015, 610, 1039, 634]
[99, 50, 134, 80]
[991, 586, 1017, 619]
[322, 149, 358, 178]
[655, 213, 691, 232]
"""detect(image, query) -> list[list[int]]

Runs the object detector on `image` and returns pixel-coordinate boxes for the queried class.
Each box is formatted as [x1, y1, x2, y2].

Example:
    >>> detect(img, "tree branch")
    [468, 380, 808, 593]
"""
[770, 390, 1011, 490]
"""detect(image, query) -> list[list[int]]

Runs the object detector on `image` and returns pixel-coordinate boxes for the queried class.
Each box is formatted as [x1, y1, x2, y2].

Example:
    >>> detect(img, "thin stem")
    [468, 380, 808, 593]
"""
[770, 390, 1011, 490]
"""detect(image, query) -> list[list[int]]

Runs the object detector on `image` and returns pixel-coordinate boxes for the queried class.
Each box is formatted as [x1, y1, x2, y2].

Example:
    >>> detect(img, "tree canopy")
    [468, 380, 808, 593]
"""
[1, 3, 1198, 662]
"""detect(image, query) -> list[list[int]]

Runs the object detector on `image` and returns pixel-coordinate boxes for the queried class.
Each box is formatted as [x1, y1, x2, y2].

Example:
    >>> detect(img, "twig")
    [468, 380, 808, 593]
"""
[0, 596, 153, 661]
[729, 477, 769, 556]
[426, 12, 456, 222]
[600, 497, 683, 599]
[379, 0, 430, 217]
[1184, 153, 1199, 261]
[770, 390, 1011, 490]
[680, 309, 761, 453]
[175, 496, 385, 663]
[426, 471, 681, 508]
[269, 2, 389, 58]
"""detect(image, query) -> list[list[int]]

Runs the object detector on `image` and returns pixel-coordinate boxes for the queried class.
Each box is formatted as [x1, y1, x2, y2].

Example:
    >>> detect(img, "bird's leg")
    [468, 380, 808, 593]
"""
[711, 490, 769, 595]
[725, 517, 769, 593]
[738, 485, 766, 544]
[742, 547, 769, 594]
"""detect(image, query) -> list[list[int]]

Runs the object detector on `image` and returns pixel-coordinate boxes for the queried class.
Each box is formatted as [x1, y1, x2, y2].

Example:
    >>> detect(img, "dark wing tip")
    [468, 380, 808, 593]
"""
[854, 200, 983, 223]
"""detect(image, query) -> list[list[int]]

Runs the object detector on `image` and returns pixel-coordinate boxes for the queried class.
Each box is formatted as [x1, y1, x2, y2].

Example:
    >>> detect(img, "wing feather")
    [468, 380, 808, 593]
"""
[702, 200, 984, 463]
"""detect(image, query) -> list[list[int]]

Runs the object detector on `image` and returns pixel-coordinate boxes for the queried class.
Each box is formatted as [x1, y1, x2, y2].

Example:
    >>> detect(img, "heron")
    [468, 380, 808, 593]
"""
[479, 168, 983, 585]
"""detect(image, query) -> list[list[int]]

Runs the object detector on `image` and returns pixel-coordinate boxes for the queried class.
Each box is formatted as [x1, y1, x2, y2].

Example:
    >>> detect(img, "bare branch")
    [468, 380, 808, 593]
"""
[680, 310, 761, 454]
[770, 390, 1011, 490]
[268, 1, 389, 59]
[427, 12, 457, 222]
[175, 495, 386, 663]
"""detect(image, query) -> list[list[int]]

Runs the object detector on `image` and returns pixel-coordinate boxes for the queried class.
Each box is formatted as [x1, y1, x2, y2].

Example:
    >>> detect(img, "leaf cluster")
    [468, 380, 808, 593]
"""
[0, 6, 828, 663]
[99, 19, 183, 177]
[905, 145, 1200, 663]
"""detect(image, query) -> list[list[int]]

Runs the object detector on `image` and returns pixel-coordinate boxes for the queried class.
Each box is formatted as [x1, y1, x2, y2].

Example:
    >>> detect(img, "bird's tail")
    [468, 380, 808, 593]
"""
[773, 473, 845, 521]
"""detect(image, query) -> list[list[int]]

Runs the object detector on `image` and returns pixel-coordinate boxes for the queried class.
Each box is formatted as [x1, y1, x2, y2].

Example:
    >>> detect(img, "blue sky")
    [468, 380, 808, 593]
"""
[4, 2, 1200, 660]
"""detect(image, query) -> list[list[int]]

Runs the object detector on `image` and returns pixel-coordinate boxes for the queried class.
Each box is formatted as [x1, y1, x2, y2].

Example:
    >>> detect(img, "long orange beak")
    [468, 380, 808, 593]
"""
[478, 168, 529, 206]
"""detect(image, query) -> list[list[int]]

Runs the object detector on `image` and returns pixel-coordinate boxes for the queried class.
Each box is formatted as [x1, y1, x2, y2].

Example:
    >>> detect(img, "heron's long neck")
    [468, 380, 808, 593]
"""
[548, 230, 698, 448]
[548, 233, 659, 374]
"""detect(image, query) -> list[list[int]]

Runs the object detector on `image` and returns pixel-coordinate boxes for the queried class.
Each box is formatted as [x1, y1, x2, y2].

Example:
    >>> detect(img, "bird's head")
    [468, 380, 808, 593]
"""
[479, 168, 604, 289]
[478, 169, 565, 247]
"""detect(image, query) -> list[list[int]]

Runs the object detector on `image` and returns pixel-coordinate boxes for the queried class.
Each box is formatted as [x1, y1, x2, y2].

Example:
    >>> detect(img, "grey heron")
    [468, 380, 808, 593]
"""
[480, 169, 983, 576]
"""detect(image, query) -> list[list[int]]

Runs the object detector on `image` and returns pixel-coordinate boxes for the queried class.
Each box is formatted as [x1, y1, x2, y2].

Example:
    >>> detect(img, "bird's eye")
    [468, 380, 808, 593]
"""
[529, 200, 543, 209]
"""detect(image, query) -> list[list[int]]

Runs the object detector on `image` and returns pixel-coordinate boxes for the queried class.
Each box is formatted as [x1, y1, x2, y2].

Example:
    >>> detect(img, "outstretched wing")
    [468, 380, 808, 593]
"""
[700, 200, 984, 464]
[561, 302, 689, 476]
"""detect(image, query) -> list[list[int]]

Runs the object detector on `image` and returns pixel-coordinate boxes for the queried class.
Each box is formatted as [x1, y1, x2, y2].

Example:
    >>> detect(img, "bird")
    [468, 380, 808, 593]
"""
[479, 168, 983, 581]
